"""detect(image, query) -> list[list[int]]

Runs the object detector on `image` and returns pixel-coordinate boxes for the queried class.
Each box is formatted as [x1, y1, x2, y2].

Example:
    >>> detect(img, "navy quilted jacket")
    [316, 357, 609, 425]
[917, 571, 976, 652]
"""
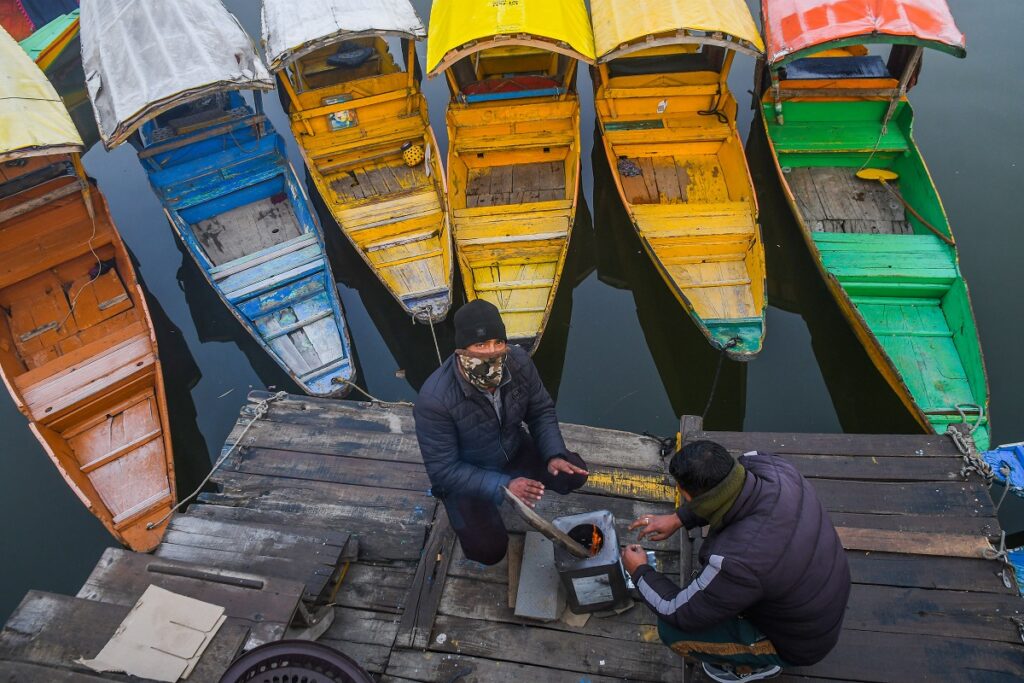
[414, 345, 567, 503]
[632, 452, 851, 666]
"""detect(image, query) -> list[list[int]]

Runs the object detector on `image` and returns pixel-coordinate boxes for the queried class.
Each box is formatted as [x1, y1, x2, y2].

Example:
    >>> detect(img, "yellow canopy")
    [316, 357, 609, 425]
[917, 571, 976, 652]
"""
[0, 26, 82, 162]
[426, 0, 596, 76]
[591, 0, 764, 63]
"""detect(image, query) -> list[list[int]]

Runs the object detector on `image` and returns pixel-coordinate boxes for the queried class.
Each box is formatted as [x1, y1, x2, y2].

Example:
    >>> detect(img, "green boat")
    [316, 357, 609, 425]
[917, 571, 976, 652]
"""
[759, 0, 990, 449]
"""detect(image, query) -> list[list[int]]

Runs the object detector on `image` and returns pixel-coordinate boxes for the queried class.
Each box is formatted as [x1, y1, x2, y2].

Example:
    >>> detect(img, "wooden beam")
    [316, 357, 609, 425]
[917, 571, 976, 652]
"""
[837, 527, 993, 559]
[394, 507, 456, 649]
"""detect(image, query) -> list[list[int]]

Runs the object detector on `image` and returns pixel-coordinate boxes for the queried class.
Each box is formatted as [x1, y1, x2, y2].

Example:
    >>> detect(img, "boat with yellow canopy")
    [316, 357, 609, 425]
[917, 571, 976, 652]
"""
[591, 0, 766, 359]
[262, 0, 452, 322]
[427, 0, 595, 351]
[0, 26, 175, 551]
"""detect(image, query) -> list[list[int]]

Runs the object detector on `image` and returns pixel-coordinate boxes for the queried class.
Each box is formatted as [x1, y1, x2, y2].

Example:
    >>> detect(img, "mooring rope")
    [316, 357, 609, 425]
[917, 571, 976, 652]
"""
[702, 338, 741, 421]
[334, 378, 414, 408]
[147, 391, 288, 529]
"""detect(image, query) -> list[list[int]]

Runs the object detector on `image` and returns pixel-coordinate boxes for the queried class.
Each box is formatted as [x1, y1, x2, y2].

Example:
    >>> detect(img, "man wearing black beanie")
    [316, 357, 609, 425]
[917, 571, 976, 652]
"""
[414, 299, 589, 565]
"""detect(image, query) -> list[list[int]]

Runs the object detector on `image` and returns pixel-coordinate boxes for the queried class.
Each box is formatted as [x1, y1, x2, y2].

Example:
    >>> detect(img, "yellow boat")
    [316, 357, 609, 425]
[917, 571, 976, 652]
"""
[590, 0, 767, 359]
[427, 0, 595, 351]
[262, 0, 452, 322]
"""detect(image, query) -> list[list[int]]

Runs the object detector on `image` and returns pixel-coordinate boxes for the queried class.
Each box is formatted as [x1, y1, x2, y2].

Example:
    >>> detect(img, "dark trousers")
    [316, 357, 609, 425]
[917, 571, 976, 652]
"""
[442, 433, 588, 566]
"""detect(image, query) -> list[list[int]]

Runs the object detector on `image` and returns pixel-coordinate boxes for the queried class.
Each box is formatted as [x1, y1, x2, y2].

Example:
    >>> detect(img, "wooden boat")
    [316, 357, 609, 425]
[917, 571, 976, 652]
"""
[262, 0, 452, 323]
[82, 0, 355, 397]
[759, 0, 990, 448]
[427, 0, 595, 351]
[591, 0, 767, 360]
[0, 26, 175, 551]
[17, 7, 78, 71]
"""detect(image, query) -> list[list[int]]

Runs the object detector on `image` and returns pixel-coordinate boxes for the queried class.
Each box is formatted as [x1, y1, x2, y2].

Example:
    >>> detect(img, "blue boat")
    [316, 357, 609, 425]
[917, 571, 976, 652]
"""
[81, 0, 355, 397]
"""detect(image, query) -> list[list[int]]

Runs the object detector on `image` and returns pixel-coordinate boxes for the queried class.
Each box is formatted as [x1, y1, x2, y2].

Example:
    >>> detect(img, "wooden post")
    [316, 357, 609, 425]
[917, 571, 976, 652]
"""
[881, 46, 922, 133]
[679, 415, 704, 446]
[279, 69, 314, 136]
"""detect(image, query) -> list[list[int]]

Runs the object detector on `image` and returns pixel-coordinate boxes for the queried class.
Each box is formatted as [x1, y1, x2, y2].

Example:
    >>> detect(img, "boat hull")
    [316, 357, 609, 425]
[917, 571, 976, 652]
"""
[446, 97, 580, 352]
[139, 101, 355, 397]
[0, 160, 175, 550]
[761, 97, 989, 448]
[284, 65, 453, 323]
[595, 73, 766, 360]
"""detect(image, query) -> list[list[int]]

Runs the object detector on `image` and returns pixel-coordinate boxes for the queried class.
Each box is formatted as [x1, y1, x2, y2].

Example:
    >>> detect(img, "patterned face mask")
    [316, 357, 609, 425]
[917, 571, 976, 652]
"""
[456, 349, 506, 390]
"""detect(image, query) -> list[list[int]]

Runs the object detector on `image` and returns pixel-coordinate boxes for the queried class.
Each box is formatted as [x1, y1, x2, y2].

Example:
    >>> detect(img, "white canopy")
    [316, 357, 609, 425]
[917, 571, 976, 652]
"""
[261, 0, 426, 72]
[81, 0, 274, 149]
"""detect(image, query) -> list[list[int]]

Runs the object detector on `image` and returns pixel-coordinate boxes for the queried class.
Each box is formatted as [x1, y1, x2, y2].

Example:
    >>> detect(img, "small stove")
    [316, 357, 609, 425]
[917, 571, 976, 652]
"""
[552, 510, 632, 614]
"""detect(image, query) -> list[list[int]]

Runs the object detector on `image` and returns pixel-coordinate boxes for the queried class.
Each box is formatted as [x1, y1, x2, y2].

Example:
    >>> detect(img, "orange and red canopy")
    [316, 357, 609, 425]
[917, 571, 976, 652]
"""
[763, 0, 966, 65]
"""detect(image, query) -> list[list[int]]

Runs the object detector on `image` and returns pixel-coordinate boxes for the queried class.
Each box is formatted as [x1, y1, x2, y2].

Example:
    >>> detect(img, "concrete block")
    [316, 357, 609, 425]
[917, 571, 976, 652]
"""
[514, 532, 564, 622]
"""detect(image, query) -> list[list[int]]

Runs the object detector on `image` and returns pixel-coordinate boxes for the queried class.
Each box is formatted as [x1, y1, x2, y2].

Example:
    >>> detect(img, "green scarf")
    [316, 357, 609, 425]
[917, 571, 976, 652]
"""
[685, 462, 747, 531]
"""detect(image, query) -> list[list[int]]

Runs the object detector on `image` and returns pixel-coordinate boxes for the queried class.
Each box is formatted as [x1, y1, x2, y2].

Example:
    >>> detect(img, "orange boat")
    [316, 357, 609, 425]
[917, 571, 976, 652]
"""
[0, 27, 175, 551]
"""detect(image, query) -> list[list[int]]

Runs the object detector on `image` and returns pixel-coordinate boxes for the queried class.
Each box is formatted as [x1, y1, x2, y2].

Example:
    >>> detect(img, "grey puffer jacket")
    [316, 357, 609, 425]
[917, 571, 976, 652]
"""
[632, 452, 851, 666]
[414, 345, 567, 503]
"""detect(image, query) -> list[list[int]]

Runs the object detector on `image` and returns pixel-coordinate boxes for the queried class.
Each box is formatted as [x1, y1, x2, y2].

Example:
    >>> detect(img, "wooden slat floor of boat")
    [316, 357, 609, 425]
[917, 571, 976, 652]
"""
[2, 393, 1020, 681]
[788, 166, 913, 235]
[193, 197, 303, 266]
[620, 155, 732, 206]
[329, 163, 430, 203]
[466, 161, 565, 207]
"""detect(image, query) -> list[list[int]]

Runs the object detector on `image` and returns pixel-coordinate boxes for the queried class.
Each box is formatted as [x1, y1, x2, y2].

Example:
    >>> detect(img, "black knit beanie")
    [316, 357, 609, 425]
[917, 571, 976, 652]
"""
[454, 299, 506, 349]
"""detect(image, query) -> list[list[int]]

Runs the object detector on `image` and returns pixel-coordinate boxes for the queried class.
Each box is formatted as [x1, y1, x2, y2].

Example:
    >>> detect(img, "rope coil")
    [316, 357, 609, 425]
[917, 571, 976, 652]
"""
[146, 390, 288, 530]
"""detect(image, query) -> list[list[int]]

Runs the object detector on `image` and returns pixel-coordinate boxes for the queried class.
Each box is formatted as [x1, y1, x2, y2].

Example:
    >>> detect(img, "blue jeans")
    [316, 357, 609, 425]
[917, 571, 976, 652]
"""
[658, 616, 788, 670]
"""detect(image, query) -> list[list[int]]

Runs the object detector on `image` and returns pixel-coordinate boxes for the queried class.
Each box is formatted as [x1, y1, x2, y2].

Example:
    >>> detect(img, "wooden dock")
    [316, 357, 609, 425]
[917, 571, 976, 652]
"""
[1, 391, 1021, 681]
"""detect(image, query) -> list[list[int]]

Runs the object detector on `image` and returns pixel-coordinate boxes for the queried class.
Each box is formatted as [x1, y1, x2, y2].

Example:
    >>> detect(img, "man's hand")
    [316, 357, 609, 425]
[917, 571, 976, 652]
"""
[629, 513, 683, 542]
[508, 477, 545, 507]
[547, 457, 589, 477]
[621, 544, 648, 575]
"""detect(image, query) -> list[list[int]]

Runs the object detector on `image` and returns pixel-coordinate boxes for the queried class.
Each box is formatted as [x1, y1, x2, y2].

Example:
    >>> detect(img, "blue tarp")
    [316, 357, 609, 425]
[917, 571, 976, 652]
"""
[983, 444, 1024, 492]
[1009, 548, 1024, 597]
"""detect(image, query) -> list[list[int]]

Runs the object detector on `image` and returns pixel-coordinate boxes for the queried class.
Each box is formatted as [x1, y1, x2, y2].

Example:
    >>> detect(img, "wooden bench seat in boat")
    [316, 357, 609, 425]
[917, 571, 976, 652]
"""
[14, 321, 155, 424]
[814, 233, 957, 293]
[213, 233, 325, 303]
[771, 121, 909, 154]
[151, 136, 282, 212]
[452, 131, 575, 156]
[632, 202, 756, 238]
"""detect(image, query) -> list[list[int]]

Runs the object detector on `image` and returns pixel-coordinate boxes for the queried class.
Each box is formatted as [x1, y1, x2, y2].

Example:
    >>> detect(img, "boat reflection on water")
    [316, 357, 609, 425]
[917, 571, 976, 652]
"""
[745, 120, 920, 436]
[592, 133, 746, 431]
[533, 197, 596, 400]
[132, 260, 212, 497]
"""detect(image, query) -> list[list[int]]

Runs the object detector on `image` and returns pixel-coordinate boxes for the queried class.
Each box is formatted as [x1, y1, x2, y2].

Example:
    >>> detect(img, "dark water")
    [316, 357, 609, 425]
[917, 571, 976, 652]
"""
[1, 0, 1021, 621]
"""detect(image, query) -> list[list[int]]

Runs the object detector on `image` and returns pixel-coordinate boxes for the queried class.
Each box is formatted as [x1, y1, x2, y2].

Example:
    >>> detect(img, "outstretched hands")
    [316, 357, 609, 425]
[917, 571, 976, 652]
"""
[629, 512, 683, 542]
[547, 457, 589, 477]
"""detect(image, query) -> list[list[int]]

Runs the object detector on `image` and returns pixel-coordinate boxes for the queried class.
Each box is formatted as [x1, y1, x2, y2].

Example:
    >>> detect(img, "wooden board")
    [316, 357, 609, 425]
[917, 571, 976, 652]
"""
[466, 162, 565, 207]
[0, 591, 248, 683]
[788, 167, 912, 235]
[76, 547, 302, 649]
[193, 198, 303, 266]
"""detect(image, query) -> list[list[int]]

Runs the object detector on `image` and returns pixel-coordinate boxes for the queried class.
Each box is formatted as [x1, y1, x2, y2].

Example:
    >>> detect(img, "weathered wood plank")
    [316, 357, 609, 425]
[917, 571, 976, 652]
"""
[837, 527, 993, 559]
[845, 584, 1024, 644]
[779, 453, 962, 481]
[382, 650, 629, 683]
[684, 428, 962, 457]
[185, 500, 429, 563]
[789, 628, 1024, 681]
[395, 509, 456, 649]
[829, 511, 999, 538]
[230, 447, 431, 492]
[335, 563, 417, 614]
[846, 551, 1016, 594]
[76, 548, 302, 648]
[153, 543, 335, 603]
[0, 661, 114, 681]
[0, 591, 248, 683]
[428, 614, 677, 682]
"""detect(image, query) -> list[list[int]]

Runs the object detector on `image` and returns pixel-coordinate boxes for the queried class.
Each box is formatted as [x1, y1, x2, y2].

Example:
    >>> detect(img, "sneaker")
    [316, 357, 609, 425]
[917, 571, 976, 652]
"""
[701, 662, 782, 682]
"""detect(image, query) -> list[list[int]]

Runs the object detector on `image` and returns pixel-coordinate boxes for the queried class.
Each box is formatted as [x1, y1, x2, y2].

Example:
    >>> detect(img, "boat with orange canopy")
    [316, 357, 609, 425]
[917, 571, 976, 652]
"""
[759, 0, 990, 448]
[0, 25, 175, 550]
